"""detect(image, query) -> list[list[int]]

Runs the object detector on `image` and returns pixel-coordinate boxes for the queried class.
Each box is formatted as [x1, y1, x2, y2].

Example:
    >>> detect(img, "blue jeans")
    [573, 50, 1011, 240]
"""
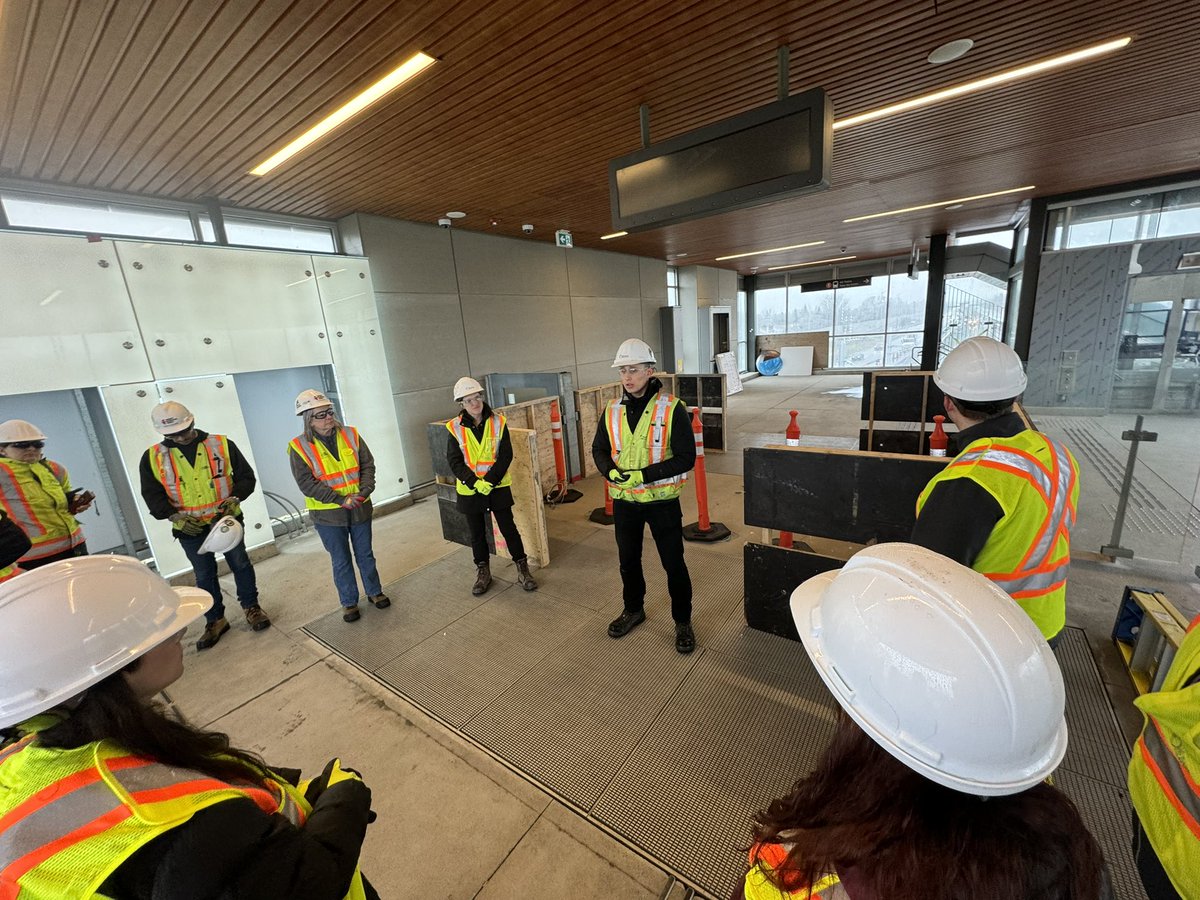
[178, 533, 259, 623]
[315, 520, 382, 607]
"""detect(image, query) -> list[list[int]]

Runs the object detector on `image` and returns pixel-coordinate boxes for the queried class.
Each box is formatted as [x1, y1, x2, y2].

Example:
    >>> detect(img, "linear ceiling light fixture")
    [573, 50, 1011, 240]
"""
[600, 231, 628, 240]
[768, 255, 858, 271]
[832, 36, 1131, 131]
[715, 240, 825, 261]
[249, 51, 437, 176]
[843, 186, 1036, 223]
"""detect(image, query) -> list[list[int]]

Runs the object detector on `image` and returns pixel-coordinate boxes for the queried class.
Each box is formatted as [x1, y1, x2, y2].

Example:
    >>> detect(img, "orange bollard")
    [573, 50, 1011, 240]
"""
[779, 409, 800, 547]
[545, 399, 582, 504]
[778, 530, 794, 549]
[589, 477, 615, 525]
[684, 407, 731, 542]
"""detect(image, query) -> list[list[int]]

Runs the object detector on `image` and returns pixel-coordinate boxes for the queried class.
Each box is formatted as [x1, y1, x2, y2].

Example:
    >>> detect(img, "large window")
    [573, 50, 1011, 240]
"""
[667, 266, 679, 307]
[1046, 183, 1200, 250]
[754, 258, 929, 369]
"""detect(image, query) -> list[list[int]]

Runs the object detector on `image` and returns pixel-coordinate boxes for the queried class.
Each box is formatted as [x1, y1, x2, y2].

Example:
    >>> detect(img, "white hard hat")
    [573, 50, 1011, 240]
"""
[151, 401, 194, 435]
[934, 336, 1027, 402]
[453, 377, 485, 402]
[790, 543, 1067, 797]
[0, 555, 211, 729]
[611, 337, 656, 367]
[295, 388, 333, 415]
[0, 419, 47, 443]
[198, 516, 243, 554]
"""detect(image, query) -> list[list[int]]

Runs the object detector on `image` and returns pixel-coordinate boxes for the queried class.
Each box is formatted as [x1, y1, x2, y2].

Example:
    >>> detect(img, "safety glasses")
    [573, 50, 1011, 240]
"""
[311, 409, 336, 420]
[7, 441, 45, 450]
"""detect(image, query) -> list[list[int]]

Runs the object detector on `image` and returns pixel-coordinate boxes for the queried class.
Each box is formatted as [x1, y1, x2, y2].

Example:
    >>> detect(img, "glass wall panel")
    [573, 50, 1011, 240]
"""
[886, 271, 927, 331]
[754, 286, 787, 334]
[883, 332, 922, 367]
[223, 216, 336, 252]
[832, 334, 885, 368]
[832, 277, 888, 336]
[2, 191, 196, 240]
[786, 285, 834, 333]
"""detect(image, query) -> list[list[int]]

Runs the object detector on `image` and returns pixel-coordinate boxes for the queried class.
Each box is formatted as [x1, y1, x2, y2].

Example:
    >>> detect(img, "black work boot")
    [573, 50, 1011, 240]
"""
[608, 609, 645, 638]
[675, 622, 696, 654]
[472, 563, 492, 596]
[515, 558, 538, 591]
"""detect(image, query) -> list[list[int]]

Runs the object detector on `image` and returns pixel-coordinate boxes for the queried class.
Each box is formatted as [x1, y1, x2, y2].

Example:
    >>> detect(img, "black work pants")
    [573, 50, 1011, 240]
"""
[613, 497, 692, 623]
[466, 506, 526, 566]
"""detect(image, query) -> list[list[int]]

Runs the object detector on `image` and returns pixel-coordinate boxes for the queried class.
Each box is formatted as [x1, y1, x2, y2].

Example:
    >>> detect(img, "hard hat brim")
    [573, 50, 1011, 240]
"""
[156, 416, 195, 435]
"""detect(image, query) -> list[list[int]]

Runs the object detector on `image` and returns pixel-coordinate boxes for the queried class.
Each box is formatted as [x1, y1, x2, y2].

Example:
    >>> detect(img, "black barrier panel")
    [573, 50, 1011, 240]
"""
[858, 428, 923, 455]
[744, 542, 844, 640]
[437, 494, 496, 554]
[743, 447, 949, 544]
[427, 421, 454, 480]
[864, 373, 945, 423]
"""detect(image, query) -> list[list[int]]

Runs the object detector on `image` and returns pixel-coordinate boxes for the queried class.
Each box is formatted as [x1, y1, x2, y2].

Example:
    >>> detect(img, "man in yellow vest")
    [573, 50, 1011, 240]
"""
[591, 338, 697, 654]
[911, 337, 1080, 647]
[1128, 613, 1200, 899]
[139, 401, 271, 650]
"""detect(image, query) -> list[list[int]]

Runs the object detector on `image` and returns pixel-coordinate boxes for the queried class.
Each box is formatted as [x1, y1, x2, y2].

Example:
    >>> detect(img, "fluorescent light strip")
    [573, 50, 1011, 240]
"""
[715, 240, 824, 261]
[250, 51, 437, 176]
[600, 231, 627, 240]
[768, 255, 857, 271]
[843, 186, 1035, 223]
[832, 36, 1131, 131]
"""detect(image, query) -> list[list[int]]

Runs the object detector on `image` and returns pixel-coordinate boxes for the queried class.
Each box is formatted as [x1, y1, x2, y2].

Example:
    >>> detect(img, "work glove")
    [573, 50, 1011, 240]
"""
[170, 513, 205, 535]
[607, 468, 624, 483]
[341, 494, 365, 510]
[217, 497, 240, 515]
[68, 490, 96, 514]
[304, 758, 377, 823]
[474, 479, 494, 495]
[622, 470, 644, 488]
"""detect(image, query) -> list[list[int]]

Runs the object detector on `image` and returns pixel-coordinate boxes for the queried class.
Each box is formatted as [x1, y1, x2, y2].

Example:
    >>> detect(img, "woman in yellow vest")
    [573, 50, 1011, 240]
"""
[0, 419, 93, 568]
[445, 377, 537, 596]
[1128, 613, 1200, 899]
[289, 390, 391, 623]
[739, 544, 1108, 900]
[0, 556, 380, 899]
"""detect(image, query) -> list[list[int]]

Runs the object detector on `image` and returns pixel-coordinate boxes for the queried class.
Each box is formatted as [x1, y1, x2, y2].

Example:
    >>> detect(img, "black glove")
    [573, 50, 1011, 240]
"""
[170, 513, 205, 535]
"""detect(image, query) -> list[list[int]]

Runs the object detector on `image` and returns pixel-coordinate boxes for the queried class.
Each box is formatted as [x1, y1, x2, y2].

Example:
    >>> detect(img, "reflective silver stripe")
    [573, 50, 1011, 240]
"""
[1141, 721, 1200, 825]
[648, 396, 672, 463]
[1026, 438, 1076, 567]
[608, 402, 624, 455]
[291, 438, 322, 474]
[954, 447, 1053, 498]
[995, 558, 1070, 594]
[0, 465, 43, 535]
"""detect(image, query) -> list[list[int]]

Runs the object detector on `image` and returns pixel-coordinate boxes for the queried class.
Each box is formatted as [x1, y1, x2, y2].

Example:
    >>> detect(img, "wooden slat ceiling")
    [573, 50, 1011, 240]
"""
[2, 0, 1198, 273]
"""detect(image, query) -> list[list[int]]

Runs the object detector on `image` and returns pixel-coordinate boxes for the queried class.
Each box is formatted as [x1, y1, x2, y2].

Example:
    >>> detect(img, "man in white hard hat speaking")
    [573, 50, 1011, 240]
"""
[911, 336, 1080, 647]
[139, 401, 271, 650]
[592, 338, 697, 654]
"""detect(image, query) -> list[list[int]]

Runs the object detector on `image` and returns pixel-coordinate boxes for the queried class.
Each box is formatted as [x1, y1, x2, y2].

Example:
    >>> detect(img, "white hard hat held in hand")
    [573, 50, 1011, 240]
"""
[453, 377, 485, 402]
[790, 542, 1066, 797]
[611, 338, 656, 368]
[198, 515, 243, 555]
[295, 389, 333, 416]
[0, 420, 47, 443]
[150, 401, 195, 435]
[934, 336, 1027, 402]
[0, 555, 212, 729]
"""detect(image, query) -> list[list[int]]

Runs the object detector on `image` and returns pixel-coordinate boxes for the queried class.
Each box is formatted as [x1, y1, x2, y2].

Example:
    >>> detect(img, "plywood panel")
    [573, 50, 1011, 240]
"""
[492, 427, 550, 567]
[756, 332, 830, 370]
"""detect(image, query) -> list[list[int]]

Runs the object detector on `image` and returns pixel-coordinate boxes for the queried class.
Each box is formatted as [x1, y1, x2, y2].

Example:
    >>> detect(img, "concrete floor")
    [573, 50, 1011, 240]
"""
[165, 372, 1200, 898]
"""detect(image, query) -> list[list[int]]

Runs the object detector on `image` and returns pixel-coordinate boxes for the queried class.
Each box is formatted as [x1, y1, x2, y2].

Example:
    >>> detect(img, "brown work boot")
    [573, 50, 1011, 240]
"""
[472, 563, 491, 596]
[196, 617, 230, 650]
[515, 558, 538, 592]
[244, 605, 271, 631]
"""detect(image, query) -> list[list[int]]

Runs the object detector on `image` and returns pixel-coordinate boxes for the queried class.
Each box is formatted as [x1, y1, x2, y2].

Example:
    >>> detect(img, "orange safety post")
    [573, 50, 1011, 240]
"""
[545, 399, 582, 504]
[589, 477, 615, 525]
[683, 406, 731, 542]
[928, 415, 948, 457]
[779, 409, 799, 548]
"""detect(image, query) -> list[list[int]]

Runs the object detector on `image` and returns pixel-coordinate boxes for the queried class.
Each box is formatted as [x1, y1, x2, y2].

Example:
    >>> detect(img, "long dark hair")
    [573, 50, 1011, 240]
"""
[747, 717, 1104, 900]
[30, 664, 269, 787]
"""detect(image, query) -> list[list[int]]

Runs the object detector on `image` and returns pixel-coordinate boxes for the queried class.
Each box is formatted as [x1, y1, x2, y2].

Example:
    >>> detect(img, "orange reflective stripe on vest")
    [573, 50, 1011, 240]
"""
[150, 436, 235, 522]
[1135, 719, 1200, 843]
[0, 459, 83, 561]
[289, 428, 362, 493]
[449, 415, 502, 476]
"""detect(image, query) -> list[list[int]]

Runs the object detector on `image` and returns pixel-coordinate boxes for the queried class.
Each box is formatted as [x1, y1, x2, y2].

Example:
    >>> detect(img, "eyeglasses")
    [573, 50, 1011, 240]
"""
[462, 393, 484, 404]
[617, 365, 649, 376]
[311, 409, 336, 420]
[6, 441, 45, 450]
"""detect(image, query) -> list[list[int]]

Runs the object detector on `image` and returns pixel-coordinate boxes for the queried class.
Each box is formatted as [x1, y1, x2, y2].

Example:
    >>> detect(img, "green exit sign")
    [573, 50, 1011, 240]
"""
[555, 229, 573, 248]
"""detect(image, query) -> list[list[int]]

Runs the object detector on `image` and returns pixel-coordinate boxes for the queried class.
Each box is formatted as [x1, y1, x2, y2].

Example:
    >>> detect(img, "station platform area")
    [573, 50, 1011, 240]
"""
[163, 374, 1199, 899]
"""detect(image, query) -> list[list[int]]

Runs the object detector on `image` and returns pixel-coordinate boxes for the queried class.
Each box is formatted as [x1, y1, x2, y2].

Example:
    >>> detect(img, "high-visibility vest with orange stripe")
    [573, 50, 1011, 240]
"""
[743, 842, 848, 899]
[0, 564, 22, 583]
[605, 392, 688, 503]
[148, 436, 239, 530]
[446, 415, 512, 496]
[289, 427, 363, 511]
[1128, 614, 1200, 899]
[915, 429, 1079, 640]
[0, 458, 84, 563]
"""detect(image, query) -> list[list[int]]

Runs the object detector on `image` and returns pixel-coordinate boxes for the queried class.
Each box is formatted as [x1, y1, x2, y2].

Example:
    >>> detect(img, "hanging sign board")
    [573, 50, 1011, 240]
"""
[800, 276, 872, 292]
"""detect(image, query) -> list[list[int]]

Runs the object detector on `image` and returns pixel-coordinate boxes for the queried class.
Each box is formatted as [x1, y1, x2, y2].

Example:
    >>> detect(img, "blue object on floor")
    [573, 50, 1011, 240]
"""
[756, 353, 783, 375]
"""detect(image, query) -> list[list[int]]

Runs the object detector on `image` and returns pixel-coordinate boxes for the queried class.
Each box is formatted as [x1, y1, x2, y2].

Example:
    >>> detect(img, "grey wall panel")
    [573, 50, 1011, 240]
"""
[695, 266, 720, 306]
[394, 387, 457, 486]
[375, 292, 470, 391]
[459, 294, 576, 373]
[571, 296, 644, 365]
[352, 215, 458, 294]
[1026, 252, 1065, 404]
[577, 360, 619, 389]
[453, 231, 569, 296]
[566, 248, 641, 297]
[718, 268, 738, 303]
[639, 257, 668, 301]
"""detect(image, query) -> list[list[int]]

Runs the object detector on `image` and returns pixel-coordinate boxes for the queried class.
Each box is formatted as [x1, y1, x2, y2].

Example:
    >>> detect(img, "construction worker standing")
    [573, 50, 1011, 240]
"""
[1127, 612, 1200, 899]
[289, 389, 391, 623]
[446, 377, 538, 596]
[591, 339, 697, 654]
[139, 401, 271, 650]
[0, 419, 93, 568]
[0, 556, 380, 899]
[911, 337, 1079, 646]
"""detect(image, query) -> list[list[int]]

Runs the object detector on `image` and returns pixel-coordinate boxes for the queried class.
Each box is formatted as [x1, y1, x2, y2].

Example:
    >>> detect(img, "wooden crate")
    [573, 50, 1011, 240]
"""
[494, 395, 560, 490]
[574, 374, 695, 478]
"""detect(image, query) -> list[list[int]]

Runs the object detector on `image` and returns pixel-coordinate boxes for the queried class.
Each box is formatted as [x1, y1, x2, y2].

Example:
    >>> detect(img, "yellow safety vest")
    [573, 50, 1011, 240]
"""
[1128, 615, 1200, 899]
[148, 436, 239, 530]
[0, 734, 372, 900]
[915, 429, 1079, 640]
[0, 458, 84, 563]
[0, 563, 22, 582]
[447, 415, 512, 495]
[288, 427, 362, 511]
[744, 843, 848, 899]
[604, 392, 688, 503]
